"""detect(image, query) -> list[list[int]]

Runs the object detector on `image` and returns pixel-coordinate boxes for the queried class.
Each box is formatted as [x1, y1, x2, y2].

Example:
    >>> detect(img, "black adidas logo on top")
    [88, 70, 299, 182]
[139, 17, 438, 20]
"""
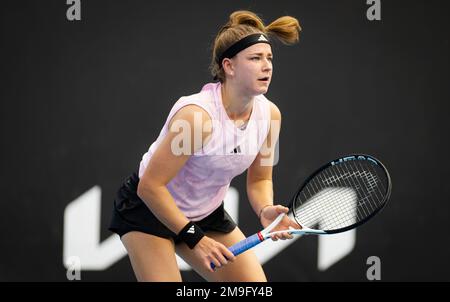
[231, 146, 241, 154]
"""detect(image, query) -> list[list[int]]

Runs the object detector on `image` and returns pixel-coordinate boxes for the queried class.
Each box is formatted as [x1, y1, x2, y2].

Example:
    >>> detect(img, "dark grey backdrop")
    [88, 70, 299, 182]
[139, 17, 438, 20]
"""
[1, 0, 449, 281]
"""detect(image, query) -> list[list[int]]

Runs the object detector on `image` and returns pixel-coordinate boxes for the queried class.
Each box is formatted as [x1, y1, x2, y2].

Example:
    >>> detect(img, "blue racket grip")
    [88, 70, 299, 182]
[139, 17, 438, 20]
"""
[210, 233, 263, 270]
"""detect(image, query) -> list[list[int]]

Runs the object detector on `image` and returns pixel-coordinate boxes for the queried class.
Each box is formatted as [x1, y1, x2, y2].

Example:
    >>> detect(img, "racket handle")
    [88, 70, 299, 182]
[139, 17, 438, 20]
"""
[210, 233, 263, 270]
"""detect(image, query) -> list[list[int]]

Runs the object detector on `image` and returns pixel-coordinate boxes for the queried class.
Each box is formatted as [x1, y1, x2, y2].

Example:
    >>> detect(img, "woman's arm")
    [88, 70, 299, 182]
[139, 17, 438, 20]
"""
[247, 101, 281, 218]
[137, 105, 209, 234]
[246, 101, 299, 240]
[137, 104, 235, 270]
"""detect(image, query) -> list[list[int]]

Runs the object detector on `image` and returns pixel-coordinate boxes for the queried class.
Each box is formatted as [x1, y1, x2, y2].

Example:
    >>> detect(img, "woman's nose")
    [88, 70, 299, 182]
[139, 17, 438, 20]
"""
[263, 60, 272, 71]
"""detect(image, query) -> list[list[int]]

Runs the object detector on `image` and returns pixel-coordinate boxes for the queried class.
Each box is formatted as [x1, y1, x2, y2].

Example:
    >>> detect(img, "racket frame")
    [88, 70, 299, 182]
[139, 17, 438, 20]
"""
[288, 154, 392, 234]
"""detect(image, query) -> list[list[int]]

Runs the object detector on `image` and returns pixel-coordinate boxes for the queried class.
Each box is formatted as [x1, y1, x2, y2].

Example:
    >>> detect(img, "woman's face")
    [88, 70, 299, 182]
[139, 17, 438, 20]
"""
[231, 43, 273, 95]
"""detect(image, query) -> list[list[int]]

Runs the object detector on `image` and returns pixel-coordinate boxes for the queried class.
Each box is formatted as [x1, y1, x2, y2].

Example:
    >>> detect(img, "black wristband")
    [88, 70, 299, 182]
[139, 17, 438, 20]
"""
[177, 222, 205, 249]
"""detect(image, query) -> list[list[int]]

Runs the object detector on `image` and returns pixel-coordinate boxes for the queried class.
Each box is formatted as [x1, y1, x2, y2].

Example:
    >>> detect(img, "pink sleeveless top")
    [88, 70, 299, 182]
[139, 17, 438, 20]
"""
[138, 82, 271, 220]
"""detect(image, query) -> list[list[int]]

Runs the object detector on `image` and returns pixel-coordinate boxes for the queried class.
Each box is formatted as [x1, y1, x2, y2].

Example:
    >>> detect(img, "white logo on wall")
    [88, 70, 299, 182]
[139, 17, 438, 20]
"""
[66, 0, 81, 21]
[366, 0, 381, 21]
[366, 256, 381, 280]
[63, 186, 355, 272]
[66, 256, 81, 280]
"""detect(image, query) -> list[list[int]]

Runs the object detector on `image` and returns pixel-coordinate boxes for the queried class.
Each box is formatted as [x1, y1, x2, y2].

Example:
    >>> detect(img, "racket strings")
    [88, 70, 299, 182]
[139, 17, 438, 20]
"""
[308, 168, 362, 226]
[336, 162, 378, 216]
[294, 160, 388, 231]
[297, 185, 358, 229]
[297, 173, 361, 230]
[331, 162, 384, 221]
[360, 160, 387, 202]
[355, 161, 388, 215]
[306, 172, 358, 228]
[324, 162, 379, 225]
[353, 163, 383, 215]
[296, 187, 359, 231]
[299, 171, 360, 227]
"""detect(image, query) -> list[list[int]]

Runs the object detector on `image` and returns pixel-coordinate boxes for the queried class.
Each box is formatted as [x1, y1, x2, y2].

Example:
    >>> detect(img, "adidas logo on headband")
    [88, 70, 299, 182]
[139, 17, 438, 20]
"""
[258, 34, 268, 42]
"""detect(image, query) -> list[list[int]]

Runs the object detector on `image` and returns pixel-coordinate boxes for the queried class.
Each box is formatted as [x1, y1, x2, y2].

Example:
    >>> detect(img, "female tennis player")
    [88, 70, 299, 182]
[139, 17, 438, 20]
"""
[109, 10, 301, 282]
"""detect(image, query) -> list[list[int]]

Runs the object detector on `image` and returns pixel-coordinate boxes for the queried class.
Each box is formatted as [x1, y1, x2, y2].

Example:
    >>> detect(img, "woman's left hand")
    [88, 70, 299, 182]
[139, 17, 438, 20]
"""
[260, 205, 302, 241]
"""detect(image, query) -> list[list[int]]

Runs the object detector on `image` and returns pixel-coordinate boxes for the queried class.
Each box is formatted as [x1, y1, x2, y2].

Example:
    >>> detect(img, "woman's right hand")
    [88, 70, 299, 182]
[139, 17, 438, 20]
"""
[193, 236, 236, 272]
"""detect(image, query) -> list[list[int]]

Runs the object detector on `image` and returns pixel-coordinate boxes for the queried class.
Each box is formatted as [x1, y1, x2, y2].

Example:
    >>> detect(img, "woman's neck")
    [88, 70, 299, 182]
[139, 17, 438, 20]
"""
[220, 82, 254, 121]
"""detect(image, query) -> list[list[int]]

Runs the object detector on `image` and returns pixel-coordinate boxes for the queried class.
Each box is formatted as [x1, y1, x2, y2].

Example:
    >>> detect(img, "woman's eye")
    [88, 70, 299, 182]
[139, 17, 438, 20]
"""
[251, 57, 260, 61]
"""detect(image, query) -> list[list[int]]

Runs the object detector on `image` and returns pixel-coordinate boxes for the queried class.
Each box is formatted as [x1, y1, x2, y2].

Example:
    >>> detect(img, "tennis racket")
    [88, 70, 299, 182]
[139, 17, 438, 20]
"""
[211, 154, 391, 269]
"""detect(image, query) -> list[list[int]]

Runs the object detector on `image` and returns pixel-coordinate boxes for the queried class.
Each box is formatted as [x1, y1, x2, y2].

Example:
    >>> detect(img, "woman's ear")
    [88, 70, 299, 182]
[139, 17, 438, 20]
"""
[222, 58, 234, 77]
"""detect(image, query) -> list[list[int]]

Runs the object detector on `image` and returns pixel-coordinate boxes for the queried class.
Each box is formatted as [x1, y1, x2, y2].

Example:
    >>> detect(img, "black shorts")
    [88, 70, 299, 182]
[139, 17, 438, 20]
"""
[108, 171, 237, 241]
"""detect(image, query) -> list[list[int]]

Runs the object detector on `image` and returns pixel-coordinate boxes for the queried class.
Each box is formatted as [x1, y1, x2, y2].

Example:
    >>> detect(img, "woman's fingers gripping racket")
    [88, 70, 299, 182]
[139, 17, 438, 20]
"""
[260, 205, 301, 240]
[195, 236, 235, 272]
